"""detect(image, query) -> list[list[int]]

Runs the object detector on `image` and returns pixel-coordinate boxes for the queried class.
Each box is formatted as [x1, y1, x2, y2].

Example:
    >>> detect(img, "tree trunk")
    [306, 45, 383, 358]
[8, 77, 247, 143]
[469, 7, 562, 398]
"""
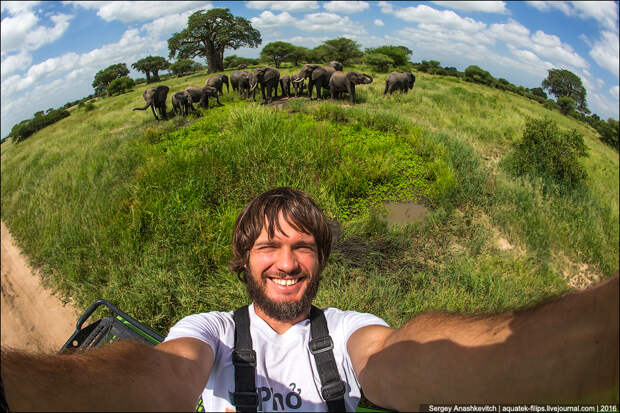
[145, 72, 151, 84]
[153, 70, 160, 81]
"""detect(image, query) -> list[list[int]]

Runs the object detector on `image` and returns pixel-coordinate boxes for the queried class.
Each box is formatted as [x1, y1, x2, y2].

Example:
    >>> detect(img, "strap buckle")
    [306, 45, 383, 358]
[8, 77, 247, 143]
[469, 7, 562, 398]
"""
[321, 380, 346, 401]
[232, 349, 256, 367]
[232, 391, 258, 408]
[309, 336, 334, 354]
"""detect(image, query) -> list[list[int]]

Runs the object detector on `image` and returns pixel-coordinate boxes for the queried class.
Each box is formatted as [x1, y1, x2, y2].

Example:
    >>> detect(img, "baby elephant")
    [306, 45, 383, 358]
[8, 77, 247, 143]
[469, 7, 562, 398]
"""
[279, 75, 291, 98]
[172, 91, 192, 117]
[329, 71, 373, 104]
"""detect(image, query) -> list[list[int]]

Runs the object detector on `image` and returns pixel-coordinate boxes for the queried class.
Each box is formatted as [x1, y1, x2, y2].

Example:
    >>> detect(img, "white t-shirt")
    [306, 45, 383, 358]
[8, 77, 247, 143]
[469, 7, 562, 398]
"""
[164, 304, 389, 412]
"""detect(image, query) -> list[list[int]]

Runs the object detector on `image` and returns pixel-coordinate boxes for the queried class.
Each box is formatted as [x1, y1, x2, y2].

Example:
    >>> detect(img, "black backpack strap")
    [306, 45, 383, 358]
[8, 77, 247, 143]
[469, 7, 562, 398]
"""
[309, 306, 346, 412]
[232, 306, 258, 412]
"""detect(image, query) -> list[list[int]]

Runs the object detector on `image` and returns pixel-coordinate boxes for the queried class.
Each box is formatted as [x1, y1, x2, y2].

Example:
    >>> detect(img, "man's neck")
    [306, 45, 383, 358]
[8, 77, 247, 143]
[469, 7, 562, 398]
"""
[253, 305, 310, 335]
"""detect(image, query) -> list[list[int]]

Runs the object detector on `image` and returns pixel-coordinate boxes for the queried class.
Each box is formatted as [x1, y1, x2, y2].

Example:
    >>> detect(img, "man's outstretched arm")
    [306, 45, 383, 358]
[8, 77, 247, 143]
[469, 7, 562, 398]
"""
[1, 337, 213, 411]
[348, 274, 619, 411]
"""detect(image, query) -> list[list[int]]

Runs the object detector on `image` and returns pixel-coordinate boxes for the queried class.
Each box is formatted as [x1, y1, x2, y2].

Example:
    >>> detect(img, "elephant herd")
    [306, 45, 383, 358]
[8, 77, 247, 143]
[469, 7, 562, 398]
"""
[132, 65, 416, 121]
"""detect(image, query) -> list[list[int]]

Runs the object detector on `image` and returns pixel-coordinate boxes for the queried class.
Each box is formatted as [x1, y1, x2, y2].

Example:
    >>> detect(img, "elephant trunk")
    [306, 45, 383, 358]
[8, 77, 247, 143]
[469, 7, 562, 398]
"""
[363, 74, 373, 84]
[250, 83, 257, 92]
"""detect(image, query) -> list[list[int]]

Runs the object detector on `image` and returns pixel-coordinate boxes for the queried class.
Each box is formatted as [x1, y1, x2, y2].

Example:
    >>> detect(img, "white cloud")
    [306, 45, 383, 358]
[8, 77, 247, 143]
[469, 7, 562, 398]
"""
[1, 10, 39, 52]
[71, 1, 209, 23]
[287, 35, 329, 48]
[378, 1, 393, 13]
[488, 19, 531, 48]
[302, 12, 367, 35]
[250, 11, 298, 30]
[590, 31, 619, 77]
[392, 4, 487, 32]
[0, 1, 40, 15]
[1, 50, 33, 78]
[571, 1, 619, 31]
[430, 1, 509, 14]
[323, 1, 370, 14]
[374, 19, 385, 26]
[530, 30, 588, 68]
[610, 86, 619, 101]
[245, 1, 319, 12]
[527, 1, 573, 15]
[140, 6, 207, 39]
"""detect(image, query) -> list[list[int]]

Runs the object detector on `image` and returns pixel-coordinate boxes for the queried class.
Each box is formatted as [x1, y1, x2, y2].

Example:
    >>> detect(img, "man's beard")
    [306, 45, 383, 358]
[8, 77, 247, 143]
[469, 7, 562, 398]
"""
[245, 268, 321, 321]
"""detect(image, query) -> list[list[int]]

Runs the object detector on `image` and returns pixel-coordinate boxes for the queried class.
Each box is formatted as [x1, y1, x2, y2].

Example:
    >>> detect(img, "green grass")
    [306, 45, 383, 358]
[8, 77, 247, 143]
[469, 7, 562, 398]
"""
[1, 66, 618, 338]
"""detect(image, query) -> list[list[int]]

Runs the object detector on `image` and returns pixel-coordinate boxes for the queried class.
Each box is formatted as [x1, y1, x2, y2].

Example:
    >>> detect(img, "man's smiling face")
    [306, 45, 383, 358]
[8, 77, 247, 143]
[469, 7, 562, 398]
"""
[245, 212, 321, 322]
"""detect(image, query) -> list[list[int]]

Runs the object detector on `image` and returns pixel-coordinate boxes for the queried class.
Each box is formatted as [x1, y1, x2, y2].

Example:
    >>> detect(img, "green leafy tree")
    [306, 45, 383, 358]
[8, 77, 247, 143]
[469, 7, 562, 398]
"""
[168, 8, 261, 73]
[363, 53, 394, 72]
[107, 76, 135, 96]
[418, 60, 441, 74]
[169, 59, 201, 76]
[131, 56, 170, 83]
[309, 45, 331, 63]
[223, 55, 259, 68]
[365, 45, 412, 67]
[541, 69, 588, 113]
[464, 65, 494, 86]
[322, 37, 363, 64]
[557, 96, 576, 115]
[529, 87, 547, 99]
[597, 118, 619, 150]
[92, 63, 129, 96]
[260, 41, 296, 68]
[288, 46, 309, 66]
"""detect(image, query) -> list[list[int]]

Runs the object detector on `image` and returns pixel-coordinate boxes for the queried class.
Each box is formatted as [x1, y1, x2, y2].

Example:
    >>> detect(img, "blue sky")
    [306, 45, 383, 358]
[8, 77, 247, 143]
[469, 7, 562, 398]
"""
[1, 1, 618, 138]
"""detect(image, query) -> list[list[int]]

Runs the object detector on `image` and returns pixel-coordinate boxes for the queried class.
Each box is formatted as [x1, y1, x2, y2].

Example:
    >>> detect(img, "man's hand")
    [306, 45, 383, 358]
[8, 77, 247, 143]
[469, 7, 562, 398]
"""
[348, 274, 619, 410]
[1, 337, 214, 411]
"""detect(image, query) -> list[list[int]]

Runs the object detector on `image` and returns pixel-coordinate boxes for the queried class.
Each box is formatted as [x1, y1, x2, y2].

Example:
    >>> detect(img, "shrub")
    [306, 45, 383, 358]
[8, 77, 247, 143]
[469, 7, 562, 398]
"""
[107, 76, 135, 96]
[464, 65, 494, 86]
[557, 96, 576, 115]
[504, 117, 588, 188]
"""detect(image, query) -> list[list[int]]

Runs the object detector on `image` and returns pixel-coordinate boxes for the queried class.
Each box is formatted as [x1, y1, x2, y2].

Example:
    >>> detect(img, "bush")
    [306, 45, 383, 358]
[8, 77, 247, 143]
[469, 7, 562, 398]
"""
[504, 117, 588, 188]
[107, 76, 135, 96]
[464, 65, 494, 86]
[557, 96, 576, 115]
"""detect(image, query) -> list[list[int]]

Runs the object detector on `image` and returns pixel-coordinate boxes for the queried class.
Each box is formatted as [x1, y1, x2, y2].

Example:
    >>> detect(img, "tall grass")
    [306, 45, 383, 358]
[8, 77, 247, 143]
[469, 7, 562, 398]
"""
[1, 66, 617, 336]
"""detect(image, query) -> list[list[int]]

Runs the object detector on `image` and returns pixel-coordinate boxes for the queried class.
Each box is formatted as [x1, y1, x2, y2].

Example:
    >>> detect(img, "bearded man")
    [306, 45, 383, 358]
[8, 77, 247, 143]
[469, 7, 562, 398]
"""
[1, 187, 618, 412]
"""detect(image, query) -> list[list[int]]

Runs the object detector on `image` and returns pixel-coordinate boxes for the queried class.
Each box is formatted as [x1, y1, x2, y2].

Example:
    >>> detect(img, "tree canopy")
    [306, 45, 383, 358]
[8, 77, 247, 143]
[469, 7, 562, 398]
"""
[365, 45, 412, 67]
[168, 8, 261, 73]
[260, 41, 296, 68]
[363, 53, 394, 72]
[169, 59, 202, 76]
[542, 69, 588, 114]
[131, 56, 170, 83]
[322, 37, 363, 65]
[92, 63, 129, 96]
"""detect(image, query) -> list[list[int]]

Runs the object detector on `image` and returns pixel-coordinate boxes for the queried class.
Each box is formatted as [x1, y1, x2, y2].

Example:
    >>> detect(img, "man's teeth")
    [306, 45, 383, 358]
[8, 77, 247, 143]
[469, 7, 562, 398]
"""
[272, 278, 299, 286]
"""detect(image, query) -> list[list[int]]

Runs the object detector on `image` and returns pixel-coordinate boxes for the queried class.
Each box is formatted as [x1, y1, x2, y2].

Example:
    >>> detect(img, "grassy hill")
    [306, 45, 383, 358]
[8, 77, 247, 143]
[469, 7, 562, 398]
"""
[1, 65, 618, 336]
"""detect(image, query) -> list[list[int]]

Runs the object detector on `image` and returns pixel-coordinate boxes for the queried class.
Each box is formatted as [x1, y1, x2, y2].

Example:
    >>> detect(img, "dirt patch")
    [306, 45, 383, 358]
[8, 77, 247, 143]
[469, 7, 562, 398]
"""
[381, 201, 428, 227]
[1, 222, 78, 352]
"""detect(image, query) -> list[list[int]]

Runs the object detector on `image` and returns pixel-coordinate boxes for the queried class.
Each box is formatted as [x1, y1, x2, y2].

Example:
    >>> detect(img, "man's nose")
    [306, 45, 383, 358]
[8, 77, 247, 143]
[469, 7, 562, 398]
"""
[275, 247, 300, 274]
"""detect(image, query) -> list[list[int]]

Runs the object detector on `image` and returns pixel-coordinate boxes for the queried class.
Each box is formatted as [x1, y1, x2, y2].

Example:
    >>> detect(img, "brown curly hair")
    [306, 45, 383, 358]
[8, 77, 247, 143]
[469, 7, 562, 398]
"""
[229, 187, 332, 282]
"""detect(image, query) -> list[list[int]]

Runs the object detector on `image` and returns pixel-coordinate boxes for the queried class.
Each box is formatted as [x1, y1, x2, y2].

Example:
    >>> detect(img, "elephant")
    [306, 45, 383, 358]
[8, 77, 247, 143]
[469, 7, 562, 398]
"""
[291, 73, 306, 97]
[237, 64, 248, 69]
[230, 70, 251, 97]
[384, 72, 416, 95]
[279, 75, 291, 98]
[329, 71, 373, 104]
[329, 61, 343, 71]
[296, 63, 342, 99]
[205, 74, 229, 96]
[132, 85, 169, 120]
[171, 91, 192, 117]
[185, 85, 223, 109]
[249, 67, 280, 104]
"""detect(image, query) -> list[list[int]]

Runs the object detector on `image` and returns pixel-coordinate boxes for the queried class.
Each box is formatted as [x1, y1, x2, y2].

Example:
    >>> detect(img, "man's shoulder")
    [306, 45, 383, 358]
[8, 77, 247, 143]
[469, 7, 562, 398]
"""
[320, 307, 390, 330]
